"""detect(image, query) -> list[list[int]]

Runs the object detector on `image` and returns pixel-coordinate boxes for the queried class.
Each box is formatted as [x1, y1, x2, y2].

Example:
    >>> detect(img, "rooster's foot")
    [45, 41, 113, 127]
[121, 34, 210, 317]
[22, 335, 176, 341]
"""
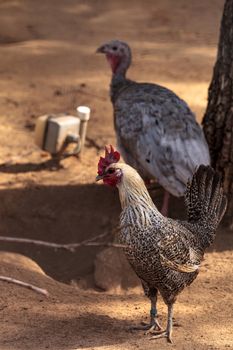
[130, 318, 162, 334]
[150, 330, 173, 343]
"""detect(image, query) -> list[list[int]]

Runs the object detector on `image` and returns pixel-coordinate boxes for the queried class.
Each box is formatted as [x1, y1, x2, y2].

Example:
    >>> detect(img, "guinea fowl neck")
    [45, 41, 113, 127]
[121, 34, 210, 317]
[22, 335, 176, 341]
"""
[108, 52, 132, 103]
[111, 52, 131, 79]
[110, 65, 132, 103]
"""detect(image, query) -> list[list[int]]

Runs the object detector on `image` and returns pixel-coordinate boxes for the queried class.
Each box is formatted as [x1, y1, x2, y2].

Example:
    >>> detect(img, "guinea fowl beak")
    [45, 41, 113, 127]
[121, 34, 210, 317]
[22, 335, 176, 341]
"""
[96, 174, 103, 181]
[96, 44, 107, 54]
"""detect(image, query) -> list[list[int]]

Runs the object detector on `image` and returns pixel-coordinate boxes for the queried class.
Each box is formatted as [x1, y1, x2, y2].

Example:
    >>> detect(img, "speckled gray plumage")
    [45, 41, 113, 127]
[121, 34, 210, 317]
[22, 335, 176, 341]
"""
[108, 43, 210, 197]
[115, 164, 226, 306]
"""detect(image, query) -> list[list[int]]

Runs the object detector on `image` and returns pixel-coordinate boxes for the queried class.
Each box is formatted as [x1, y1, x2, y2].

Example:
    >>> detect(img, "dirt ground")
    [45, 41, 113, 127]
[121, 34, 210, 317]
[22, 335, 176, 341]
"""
[0, 0, 232, 349]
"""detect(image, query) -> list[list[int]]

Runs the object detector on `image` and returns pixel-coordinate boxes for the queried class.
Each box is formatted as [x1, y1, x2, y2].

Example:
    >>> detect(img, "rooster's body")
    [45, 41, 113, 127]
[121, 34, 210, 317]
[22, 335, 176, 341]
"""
[97, 146, 227, 342]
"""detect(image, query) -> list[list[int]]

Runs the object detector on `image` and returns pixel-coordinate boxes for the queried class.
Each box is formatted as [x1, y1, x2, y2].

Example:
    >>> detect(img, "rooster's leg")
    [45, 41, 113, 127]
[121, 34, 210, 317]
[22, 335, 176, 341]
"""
[144, 299, 162, 334]
[150, 303, 173, 343]
[160, 191, 170, 217]
[131, 295, 161, 333]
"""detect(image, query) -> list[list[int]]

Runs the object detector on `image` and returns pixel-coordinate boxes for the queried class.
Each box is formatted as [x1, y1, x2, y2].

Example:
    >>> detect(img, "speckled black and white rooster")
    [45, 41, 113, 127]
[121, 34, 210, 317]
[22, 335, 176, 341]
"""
[97, 40, 210, 215]
[96, 145, 227, 343]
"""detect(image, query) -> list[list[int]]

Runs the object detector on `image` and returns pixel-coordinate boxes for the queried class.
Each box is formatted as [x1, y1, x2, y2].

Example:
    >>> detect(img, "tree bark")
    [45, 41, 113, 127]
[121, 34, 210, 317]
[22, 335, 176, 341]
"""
[202, 0, 233, 223]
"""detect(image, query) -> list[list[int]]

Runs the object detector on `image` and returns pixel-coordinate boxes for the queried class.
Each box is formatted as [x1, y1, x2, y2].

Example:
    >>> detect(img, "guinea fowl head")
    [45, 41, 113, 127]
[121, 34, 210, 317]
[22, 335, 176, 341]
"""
[96, 40, 132, 77]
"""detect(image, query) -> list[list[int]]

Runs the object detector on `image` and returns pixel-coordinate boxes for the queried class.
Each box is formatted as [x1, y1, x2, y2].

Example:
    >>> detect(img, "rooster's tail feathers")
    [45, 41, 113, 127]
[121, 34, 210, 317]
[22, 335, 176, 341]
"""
[185, 165, 227, 245]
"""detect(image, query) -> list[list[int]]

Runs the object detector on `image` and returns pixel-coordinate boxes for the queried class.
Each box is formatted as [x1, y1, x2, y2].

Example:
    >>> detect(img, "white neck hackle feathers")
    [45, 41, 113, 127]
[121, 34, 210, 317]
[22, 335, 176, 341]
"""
[114, 163, 162, 228]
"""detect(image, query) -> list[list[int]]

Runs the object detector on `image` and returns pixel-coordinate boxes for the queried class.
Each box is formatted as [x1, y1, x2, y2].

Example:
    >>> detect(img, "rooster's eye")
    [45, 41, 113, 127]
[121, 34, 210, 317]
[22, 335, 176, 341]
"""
[107, 168, 115, 174]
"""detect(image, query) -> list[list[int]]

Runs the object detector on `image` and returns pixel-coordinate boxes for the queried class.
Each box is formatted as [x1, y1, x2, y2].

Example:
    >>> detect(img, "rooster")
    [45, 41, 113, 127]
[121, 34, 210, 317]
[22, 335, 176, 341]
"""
[96, 145, 227, 343]
[97, 40, 210, 215]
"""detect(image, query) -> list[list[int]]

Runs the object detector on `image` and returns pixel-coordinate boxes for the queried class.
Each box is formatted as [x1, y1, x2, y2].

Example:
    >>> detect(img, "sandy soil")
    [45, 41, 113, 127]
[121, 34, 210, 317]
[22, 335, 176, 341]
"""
[0, 0, 232, 349]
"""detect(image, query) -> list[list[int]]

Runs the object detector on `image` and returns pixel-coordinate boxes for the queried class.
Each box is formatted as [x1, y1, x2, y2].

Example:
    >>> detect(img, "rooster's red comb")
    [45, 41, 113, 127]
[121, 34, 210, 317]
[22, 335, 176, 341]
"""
[98, 145, 120, 175]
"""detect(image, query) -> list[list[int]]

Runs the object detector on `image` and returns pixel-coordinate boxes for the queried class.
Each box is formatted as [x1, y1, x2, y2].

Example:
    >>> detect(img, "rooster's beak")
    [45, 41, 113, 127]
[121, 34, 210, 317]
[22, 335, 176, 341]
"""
[96, 174, 104, 181]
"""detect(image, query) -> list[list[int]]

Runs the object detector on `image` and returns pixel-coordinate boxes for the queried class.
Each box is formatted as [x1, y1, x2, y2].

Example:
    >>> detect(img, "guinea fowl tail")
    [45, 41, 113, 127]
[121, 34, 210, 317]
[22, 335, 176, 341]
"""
[185, 165, 227, 248]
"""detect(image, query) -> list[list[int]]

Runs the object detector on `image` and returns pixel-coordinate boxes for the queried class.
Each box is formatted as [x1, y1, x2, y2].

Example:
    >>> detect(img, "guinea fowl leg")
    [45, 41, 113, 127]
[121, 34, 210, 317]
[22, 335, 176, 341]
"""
[131, 295, 162, 333]
[160, 191, 170, 216]
[150, 303, 173, 343]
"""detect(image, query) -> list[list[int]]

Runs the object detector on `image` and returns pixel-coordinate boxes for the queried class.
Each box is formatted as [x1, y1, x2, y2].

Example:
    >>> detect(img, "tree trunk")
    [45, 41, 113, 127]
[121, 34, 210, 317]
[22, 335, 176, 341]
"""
[202, 0, 233, 224]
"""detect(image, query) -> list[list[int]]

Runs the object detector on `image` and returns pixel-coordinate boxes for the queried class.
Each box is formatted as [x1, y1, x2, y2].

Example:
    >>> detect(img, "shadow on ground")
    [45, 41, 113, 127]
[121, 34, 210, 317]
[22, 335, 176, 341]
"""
[0, 180, 232, 286]
[0, 183, 120, 283]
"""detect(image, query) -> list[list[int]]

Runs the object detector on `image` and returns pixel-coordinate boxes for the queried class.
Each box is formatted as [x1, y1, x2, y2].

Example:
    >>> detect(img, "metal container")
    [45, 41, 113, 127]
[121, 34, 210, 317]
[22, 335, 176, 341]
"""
[35, 106, 91, 156]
